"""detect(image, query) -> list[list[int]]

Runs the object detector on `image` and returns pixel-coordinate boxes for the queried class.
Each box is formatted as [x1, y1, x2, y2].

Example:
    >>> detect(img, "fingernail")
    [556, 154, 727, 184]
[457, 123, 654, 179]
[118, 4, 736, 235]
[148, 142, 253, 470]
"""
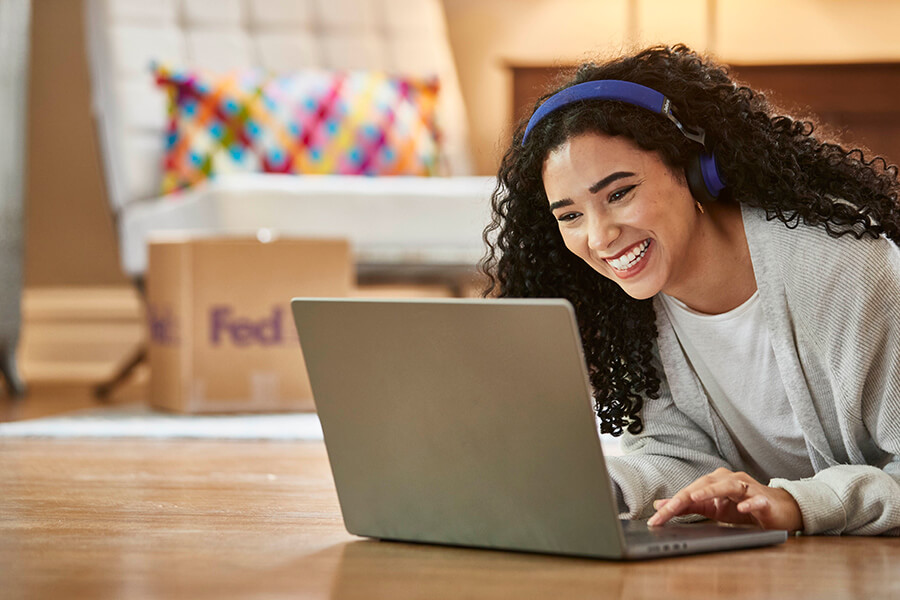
[648, 515, 659, 526]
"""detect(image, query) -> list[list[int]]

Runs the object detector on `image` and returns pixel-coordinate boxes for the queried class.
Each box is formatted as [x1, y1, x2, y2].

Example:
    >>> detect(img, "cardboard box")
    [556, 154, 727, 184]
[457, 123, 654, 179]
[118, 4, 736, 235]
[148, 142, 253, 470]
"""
[146, 237, 352, 413]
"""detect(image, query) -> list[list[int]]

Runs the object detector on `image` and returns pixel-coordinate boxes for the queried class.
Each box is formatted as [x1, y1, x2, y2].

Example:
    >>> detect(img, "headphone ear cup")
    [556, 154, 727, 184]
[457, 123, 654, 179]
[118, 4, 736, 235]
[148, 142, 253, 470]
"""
[685, 152, 724, 204]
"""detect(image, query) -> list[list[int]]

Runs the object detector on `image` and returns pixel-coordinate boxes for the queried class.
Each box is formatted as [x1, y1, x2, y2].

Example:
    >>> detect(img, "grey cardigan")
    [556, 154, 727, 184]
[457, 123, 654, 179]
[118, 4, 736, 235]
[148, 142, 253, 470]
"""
[606, 205, 900, 536]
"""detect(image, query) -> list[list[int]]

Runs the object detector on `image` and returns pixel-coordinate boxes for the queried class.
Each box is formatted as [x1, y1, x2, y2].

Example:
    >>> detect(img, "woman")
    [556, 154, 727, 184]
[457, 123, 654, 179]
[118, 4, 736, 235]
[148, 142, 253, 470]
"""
[481, 45, 900, 535]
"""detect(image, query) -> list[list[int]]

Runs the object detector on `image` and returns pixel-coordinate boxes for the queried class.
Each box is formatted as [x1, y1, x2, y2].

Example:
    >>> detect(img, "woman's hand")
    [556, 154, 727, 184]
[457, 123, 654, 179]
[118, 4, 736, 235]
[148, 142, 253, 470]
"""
[646, 468, 803, 532]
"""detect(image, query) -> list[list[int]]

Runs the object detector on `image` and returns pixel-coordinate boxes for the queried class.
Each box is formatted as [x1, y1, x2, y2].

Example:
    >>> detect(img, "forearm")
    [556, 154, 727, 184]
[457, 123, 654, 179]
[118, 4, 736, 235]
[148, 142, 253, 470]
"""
[769, 464, 900, 536]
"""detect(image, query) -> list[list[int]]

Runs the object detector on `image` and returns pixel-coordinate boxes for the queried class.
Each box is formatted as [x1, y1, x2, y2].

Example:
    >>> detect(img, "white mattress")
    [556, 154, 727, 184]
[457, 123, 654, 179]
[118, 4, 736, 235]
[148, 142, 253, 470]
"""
[120, 173, 497, 277]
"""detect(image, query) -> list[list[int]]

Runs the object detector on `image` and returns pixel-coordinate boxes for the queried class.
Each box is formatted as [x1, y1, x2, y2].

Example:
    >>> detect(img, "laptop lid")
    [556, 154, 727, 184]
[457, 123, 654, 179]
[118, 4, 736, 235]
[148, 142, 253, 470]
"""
[292, 297, 627, 558]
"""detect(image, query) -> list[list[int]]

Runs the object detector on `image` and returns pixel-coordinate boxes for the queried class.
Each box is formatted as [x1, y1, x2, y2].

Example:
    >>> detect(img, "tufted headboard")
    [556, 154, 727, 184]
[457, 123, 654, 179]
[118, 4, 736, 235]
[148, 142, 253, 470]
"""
[84, 0, 474, 215]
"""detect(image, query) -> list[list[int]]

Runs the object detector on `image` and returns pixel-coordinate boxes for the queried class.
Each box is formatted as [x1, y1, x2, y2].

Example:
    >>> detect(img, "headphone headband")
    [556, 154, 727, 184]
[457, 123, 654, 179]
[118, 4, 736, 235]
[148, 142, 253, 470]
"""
[521, 79, 725, 200]
[521, 80, 705, 147]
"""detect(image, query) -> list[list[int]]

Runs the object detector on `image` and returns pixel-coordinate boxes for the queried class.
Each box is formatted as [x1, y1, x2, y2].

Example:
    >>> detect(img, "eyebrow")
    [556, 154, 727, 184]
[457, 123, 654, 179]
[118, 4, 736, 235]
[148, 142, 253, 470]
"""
[548, 171, 636, 212]
[589, 171, 635, 194]
[548, 198, 574, 212]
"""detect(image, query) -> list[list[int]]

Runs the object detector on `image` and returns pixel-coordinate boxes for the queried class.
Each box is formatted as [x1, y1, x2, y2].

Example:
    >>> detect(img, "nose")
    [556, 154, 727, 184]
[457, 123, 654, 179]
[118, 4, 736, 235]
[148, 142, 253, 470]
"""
[587, 214, 620, 252]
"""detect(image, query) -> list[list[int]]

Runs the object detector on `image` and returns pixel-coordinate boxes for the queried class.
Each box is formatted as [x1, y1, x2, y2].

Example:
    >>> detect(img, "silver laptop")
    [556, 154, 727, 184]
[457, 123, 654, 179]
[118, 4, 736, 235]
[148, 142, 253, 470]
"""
[290, 298, 787, 560]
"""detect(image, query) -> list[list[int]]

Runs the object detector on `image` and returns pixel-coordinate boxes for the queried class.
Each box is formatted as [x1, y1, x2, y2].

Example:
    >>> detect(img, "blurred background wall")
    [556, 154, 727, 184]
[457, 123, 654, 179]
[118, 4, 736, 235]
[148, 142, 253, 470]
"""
[445, 0, 900, 174]
[26, 0, 125, 287]
[24, 0, 900, 287]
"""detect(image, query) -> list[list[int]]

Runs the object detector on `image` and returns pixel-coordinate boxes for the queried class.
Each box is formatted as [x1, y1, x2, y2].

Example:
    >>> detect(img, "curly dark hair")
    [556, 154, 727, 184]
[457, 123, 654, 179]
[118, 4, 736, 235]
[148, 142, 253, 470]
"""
[480, 44, 900, 437]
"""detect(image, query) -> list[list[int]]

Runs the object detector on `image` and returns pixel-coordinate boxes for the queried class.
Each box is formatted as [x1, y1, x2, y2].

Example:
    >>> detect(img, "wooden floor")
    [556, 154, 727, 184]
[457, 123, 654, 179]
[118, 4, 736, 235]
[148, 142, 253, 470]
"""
[2, 286, 898, 599]
[2, 435, 898, 600]
[0, 439, 349, 598]
[0, 374, 149, 422]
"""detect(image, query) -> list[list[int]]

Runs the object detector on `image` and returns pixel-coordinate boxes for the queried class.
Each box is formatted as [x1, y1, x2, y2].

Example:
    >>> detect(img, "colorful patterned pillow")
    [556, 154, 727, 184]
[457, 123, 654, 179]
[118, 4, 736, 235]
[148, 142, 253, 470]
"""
[154, 66, 442, 193]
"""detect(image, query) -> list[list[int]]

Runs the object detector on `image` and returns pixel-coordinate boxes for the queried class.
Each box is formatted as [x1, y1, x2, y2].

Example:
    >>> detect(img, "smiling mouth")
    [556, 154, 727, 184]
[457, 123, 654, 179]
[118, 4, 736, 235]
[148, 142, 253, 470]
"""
[605, 239, 651, 271]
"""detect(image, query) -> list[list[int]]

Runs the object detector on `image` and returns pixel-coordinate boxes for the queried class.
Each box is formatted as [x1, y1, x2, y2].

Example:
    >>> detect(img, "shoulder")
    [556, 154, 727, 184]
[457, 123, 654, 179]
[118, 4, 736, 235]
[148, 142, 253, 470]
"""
[741, 204, 900, 299]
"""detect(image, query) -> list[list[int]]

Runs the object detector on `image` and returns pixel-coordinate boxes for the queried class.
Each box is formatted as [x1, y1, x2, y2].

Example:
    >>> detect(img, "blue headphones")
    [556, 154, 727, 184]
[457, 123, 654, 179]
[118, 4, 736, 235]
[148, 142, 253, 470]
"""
[522, 80, 725, 203]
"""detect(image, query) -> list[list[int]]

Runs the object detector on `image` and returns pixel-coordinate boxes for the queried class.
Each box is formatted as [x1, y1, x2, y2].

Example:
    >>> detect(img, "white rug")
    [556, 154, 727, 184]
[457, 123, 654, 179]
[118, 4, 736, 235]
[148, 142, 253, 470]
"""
[0, 405, 623, 454]
[0, 405, 324, 440]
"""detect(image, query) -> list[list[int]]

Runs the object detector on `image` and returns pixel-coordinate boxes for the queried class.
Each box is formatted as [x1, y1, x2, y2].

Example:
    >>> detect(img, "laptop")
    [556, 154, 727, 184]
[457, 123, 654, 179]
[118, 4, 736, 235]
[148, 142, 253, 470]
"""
[290, 297, 788, 560]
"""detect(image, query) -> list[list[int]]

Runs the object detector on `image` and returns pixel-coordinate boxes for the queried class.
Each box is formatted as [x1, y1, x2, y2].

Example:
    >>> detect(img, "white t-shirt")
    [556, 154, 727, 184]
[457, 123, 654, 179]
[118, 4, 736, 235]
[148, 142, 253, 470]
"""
[659, 291, 815, 481]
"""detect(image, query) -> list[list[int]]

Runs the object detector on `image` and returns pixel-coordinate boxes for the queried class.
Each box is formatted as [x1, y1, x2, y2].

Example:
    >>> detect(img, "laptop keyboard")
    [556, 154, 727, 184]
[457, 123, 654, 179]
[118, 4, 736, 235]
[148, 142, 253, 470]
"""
[621, 519, 751, 543]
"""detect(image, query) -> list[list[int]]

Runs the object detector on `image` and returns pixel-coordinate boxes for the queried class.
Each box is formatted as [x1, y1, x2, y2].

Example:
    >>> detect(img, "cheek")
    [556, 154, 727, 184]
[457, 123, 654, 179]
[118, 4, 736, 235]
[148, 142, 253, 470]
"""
[558, 228, 587, 257]
[559, 228, 612, 273]
[628, 194, 664, 223]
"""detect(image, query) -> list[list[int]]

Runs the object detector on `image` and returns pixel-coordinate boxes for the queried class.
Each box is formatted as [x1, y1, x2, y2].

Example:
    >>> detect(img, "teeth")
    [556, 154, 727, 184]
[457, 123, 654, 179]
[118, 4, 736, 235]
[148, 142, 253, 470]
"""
[606, 240, 649, 271]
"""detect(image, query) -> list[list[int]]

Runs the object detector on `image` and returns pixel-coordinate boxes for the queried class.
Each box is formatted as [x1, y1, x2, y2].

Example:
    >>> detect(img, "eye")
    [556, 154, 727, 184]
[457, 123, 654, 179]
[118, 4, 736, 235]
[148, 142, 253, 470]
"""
[556, 211, 582, 223]
[609, 184, 636, 203]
